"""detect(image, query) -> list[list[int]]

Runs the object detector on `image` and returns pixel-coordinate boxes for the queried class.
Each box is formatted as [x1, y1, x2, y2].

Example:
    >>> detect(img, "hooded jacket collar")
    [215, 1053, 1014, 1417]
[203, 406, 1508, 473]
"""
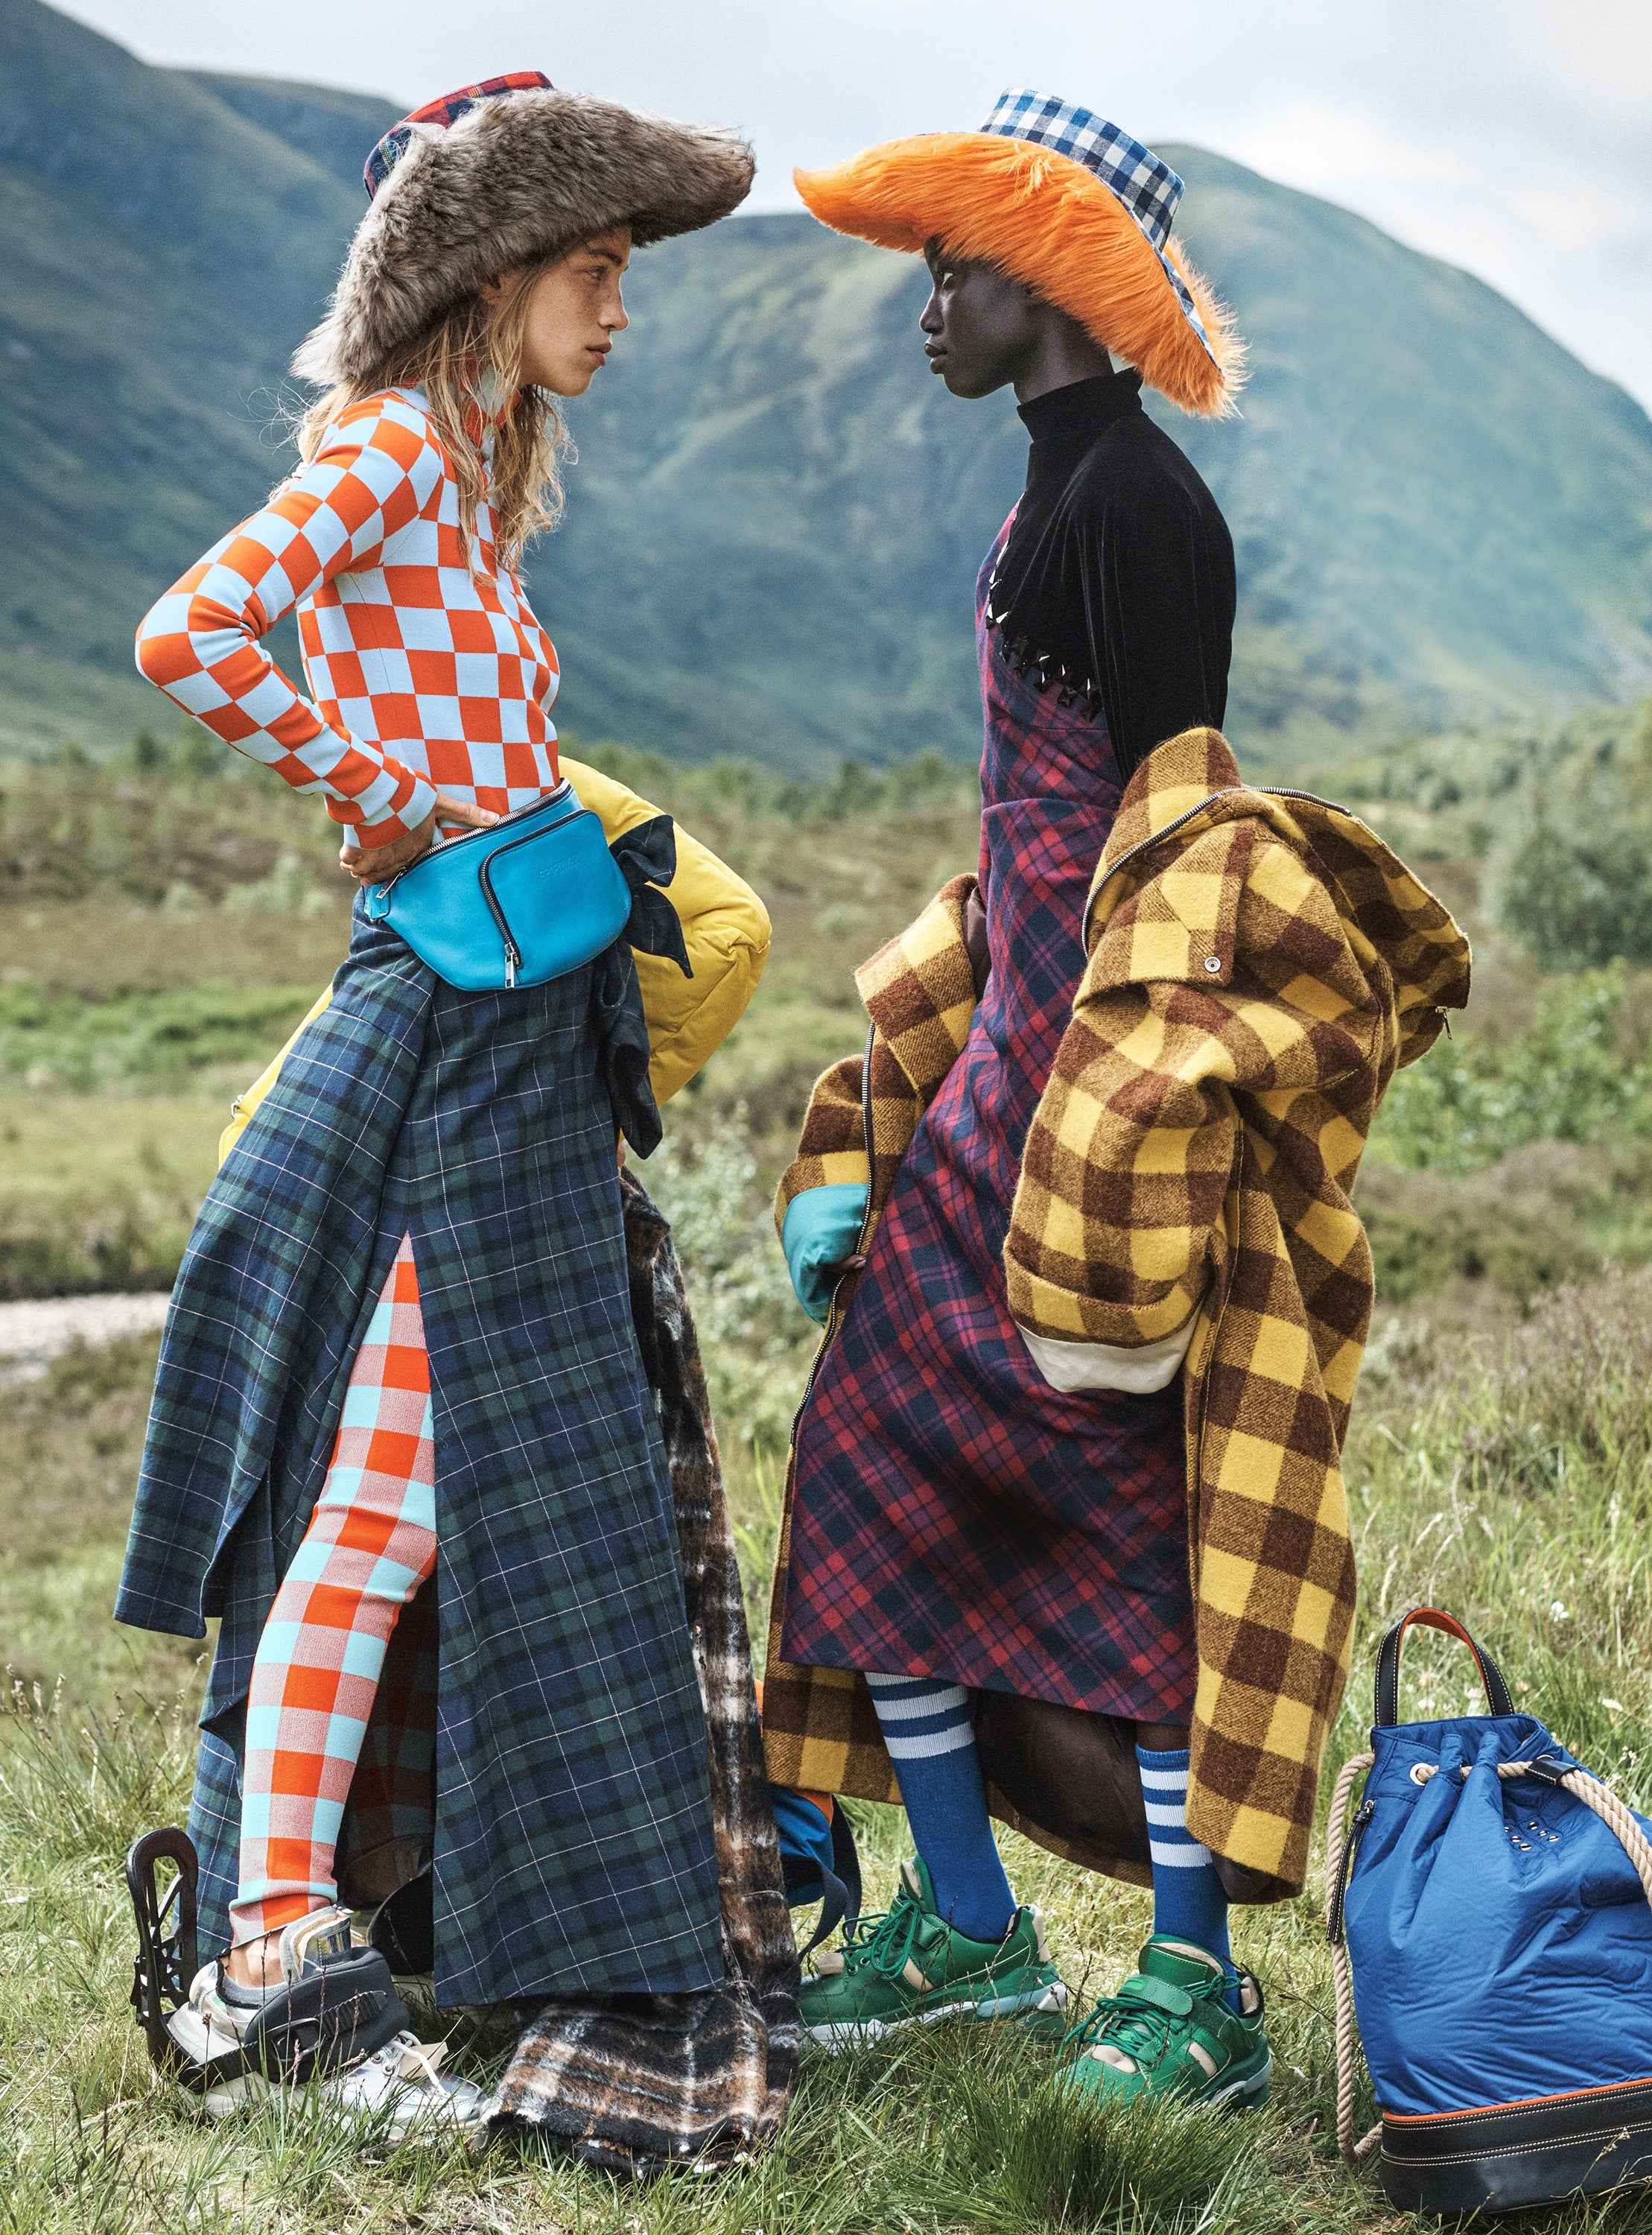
[1089, 726, 1471, 1058]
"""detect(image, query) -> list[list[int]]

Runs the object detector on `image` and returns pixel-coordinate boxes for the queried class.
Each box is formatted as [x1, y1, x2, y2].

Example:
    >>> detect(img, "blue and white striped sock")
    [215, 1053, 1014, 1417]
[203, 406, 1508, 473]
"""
[867, 1673, 1017, 1944]
[1137, 1743, 1232, 1971]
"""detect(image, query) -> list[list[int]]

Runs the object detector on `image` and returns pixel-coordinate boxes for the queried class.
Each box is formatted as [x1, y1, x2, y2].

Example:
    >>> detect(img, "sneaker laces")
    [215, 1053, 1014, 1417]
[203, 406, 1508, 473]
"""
[1063, 1971, 1235, 2069]
[835, 1891, 927, 1982]
[346, 2032, 457, 2093]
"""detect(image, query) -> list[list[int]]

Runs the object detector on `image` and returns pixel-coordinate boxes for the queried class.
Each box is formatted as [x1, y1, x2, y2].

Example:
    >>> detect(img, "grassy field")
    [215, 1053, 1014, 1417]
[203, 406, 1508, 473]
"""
[4, 711, 1652, 2227]
[10, 713, 1652, 1308]
[4, 1273, 1652, 2231]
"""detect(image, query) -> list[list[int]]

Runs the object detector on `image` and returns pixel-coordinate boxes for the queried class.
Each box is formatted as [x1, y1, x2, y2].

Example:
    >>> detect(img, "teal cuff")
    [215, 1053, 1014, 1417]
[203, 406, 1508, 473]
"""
[781, 1183, 871, 1325]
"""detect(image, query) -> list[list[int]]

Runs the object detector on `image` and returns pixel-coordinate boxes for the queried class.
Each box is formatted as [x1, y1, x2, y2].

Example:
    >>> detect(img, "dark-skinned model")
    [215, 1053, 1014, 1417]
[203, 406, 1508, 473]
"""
[766, 91, 1268, 2107]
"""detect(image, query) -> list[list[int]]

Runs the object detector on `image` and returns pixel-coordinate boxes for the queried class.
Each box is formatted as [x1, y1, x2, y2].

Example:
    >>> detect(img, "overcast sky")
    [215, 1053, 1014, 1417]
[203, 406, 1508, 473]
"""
[60, 0, 1652, 410]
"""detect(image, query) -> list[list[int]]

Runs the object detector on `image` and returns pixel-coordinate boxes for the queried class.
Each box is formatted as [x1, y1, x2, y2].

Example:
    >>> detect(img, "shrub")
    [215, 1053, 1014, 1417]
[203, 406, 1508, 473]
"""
[0, 982, 322, 1093]
[1484, 703, 1652, 967]
[1373, 963, 1652, 1175]
[1355, 1139, 1635, 1303]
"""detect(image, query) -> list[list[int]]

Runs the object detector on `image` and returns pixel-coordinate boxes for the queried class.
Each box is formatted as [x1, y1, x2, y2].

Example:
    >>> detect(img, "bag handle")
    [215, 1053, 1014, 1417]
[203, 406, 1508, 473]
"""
[1373, 1607, 1514, 1726]
[1324, 1751, 1382, 2166]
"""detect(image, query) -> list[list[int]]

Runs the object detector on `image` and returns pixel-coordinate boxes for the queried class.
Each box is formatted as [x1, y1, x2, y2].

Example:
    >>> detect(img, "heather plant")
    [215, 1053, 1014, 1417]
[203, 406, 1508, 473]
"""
[0, 982, 324, 1096]
[0, 734, 978, 913]
[1484, 703, 1652, 969]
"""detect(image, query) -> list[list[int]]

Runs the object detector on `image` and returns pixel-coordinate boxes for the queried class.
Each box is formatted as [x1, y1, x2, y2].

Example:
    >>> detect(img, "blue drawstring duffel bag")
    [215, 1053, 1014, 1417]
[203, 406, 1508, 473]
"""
[1327, 1606, 1652, 2215]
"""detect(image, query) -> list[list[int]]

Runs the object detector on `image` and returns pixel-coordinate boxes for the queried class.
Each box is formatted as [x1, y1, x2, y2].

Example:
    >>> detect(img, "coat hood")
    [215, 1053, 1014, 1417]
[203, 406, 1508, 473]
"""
[1087, 726, 1471, 1065]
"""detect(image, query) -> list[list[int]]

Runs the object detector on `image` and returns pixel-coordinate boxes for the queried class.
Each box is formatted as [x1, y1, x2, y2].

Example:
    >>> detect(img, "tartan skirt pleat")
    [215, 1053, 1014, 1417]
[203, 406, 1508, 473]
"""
[118, 906, 724, 2007]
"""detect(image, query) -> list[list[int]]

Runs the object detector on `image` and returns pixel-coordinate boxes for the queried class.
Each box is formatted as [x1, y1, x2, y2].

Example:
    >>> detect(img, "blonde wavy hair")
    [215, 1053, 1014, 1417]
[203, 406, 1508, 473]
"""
[294, 253, 573, 571]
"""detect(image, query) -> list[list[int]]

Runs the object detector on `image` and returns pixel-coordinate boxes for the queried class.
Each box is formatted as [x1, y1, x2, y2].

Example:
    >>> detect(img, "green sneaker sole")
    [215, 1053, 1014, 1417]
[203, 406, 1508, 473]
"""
[1058, 2046, 1272, 2111]
[806, 1977, 1068, 2049]
[1206, 2052, 1271, 2109]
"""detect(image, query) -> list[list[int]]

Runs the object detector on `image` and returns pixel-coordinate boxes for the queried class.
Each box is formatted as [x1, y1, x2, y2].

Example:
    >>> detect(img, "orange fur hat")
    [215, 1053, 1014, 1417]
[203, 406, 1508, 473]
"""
[794, 89, 1242, 416]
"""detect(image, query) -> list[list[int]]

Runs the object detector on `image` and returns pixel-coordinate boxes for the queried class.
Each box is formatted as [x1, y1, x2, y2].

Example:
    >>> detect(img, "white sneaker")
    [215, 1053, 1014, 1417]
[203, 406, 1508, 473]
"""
[168, 1905, 407, 2079]
[202, 2029, 487, 2140]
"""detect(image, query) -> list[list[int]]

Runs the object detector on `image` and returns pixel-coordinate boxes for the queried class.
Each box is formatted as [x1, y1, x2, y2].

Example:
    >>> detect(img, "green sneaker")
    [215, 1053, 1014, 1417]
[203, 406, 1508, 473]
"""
[799, 1857, 1068, 2049]
[1058, 1936, 1271, 2108]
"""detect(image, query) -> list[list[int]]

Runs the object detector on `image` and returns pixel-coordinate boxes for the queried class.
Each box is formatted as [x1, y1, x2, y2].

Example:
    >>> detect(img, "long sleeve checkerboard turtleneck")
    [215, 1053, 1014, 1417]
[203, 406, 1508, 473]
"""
[135, 387, 561, 853]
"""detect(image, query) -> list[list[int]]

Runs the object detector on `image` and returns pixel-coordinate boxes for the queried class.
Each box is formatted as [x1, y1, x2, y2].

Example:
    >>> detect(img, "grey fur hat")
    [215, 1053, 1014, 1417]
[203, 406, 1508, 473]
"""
[293, 79, 754, 386]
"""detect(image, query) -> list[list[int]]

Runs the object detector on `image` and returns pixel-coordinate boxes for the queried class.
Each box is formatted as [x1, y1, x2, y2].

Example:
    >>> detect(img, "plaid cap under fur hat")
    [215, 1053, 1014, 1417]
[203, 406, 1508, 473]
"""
[293, 76, 754, 386]
[363, 72, 556, 200]
[794, 88, 1242, 416]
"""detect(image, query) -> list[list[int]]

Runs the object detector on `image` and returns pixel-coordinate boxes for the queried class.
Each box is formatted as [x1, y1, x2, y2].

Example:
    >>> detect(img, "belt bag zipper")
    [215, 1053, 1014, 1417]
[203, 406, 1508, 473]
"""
[474, 805, 585, 989]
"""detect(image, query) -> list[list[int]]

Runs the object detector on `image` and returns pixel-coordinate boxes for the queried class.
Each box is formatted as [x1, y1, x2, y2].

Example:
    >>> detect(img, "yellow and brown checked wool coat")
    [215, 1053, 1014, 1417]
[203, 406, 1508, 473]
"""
[765, 727, 1470, 1898]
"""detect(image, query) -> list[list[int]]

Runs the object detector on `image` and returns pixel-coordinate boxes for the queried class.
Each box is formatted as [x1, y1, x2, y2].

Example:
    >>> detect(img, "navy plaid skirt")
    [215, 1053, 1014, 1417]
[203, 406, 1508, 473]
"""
[117, 907, 723, 2007]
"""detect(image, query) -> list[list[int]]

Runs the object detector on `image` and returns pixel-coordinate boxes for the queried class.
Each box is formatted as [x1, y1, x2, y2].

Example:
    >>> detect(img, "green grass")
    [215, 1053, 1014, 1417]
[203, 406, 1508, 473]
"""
[7, 730, 1652, 2219]
[0, 1332, 202, 1703]
[0, 985, 325, 1097]
[14, 733, 1652, 1315]
[6, 1256, 1652, 2228]
[0, 1101, 227, 1299]
[0, 749, 985, 1300]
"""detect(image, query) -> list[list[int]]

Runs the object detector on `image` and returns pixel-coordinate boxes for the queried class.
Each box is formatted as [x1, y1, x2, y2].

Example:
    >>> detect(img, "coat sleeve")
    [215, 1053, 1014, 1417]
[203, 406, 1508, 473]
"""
[1005, 817, 1379, 1392]
[775, 1053, 872, 1237]
[560, 756, 771, 1103]
[1003, 979, 1239, 1389]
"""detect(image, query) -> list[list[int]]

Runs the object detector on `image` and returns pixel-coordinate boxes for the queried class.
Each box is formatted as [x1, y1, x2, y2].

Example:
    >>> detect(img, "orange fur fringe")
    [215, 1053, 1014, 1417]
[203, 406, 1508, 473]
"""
[794, 134, 1245, 418]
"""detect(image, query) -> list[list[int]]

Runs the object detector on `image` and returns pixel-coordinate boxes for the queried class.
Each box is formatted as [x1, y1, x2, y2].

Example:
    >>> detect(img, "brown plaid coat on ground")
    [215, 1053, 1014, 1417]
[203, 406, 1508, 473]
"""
[764, 733, 1469, 1899]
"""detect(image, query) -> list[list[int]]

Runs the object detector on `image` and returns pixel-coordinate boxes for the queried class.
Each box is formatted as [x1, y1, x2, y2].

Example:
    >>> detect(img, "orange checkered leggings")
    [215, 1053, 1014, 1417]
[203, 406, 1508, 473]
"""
[229, 1235, 438, 1946]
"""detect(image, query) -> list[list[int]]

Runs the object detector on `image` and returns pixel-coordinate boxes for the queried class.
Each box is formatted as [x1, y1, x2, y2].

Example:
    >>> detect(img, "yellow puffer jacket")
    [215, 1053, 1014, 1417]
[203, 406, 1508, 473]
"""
[219, 758, 770, 1163]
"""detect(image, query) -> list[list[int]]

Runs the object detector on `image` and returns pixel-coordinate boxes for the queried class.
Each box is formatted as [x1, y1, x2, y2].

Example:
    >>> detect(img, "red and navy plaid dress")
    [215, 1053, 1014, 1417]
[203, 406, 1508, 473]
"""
[780, 522, 1196, 1723]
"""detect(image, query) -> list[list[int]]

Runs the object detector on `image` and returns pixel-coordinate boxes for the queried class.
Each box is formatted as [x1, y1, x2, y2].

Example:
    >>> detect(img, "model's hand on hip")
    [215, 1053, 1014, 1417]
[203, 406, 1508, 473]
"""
[340, 796, 501, 884]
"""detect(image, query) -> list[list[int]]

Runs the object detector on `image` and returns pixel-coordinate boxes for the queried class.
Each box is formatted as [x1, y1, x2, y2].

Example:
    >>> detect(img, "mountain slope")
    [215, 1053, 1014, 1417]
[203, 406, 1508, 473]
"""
[0, 1, 384, 741]
[1166, 153, 1652, 742]
[1, 0, 1648, 770]
[179, 72, 401, 188]
[540, 155, 1652, 766]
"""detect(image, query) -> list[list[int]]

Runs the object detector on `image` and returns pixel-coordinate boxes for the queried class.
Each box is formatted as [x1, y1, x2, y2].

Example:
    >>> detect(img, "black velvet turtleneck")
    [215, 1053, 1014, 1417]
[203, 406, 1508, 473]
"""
[985, 369, 1236, 781]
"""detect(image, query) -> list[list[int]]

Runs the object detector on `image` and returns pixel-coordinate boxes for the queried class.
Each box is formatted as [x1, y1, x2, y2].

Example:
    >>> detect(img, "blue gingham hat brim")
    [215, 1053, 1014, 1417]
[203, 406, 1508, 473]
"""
[978, 91, 1213, 367]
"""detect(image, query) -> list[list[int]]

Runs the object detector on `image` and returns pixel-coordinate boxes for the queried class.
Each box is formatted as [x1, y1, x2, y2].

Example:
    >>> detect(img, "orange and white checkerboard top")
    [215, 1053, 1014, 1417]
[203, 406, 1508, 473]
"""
[136, 387, 561, 852]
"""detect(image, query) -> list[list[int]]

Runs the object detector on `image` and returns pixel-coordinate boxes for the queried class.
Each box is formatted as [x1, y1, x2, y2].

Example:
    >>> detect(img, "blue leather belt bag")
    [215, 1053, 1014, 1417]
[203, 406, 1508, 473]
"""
[361, 782, 662, 991]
